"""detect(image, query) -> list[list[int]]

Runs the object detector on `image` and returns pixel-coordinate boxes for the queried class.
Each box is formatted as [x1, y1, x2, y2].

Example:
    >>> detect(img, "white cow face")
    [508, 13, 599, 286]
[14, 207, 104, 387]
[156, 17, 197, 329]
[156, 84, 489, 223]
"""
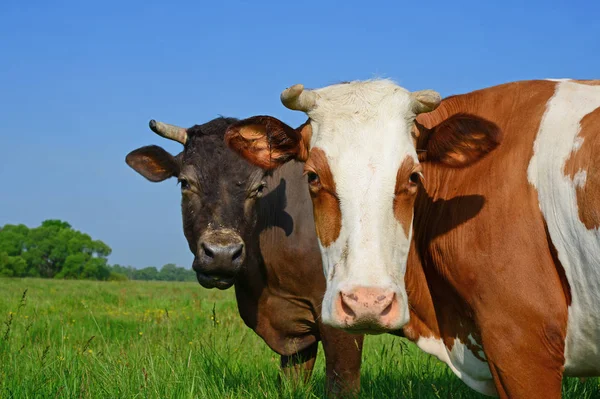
[298, 81, 437, 332]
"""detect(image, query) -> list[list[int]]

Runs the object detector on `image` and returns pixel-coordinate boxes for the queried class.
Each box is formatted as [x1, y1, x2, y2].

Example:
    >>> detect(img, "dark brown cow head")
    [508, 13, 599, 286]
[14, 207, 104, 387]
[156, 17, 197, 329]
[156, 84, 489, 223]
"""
[126, 117, 265, 289]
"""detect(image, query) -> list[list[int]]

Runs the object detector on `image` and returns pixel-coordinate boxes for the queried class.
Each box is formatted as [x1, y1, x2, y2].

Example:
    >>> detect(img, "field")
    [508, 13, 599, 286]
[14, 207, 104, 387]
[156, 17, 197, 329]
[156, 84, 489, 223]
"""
[0, 279, 598, 398]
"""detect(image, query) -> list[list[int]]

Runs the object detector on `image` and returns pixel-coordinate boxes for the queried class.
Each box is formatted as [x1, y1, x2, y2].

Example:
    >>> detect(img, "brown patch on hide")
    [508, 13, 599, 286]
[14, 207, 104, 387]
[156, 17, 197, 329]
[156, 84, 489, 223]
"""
[393, 156, 419, 236]
[563, 107, 600, 229]
[305, 148, 341, 247]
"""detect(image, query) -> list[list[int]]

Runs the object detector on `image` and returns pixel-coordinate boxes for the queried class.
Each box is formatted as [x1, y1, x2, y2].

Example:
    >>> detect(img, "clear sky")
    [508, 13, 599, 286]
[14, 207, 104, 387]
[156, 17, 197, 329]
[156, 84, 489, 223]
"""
[1, 0, 598, 269]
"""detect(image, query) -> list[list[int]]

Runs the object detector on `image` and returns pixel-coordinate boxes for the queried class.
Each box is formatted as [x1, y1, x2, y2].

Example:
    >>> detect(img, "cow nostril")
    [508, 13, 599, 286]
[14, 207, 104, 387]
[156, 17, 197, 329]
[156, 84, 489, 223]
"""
[347, 293, 358, 302]
[201, 243, 215, 259]
[231, 245, 243, 261]
[380, 295, 395, 317]
[340, 293, 356, 318]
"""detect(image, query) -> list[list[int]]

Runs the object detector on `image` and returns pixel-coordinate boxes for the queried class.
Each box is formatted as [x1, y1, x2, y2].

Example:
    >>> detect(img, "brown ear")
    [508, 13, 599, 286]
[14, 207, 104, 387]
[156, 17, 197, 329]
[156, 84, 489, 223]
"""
[125, 145, 180, 182]
[416, 113, 502, 168]
[225, 116, 311, 170]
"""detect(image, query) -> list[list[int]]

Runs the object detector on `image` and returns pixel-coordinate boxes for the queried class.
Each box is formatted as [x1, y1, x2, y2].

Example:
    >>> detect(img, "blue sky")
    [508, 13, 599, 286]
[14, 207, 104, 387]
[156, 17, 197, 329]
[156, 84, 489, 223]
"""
[1, 0, 598, 269]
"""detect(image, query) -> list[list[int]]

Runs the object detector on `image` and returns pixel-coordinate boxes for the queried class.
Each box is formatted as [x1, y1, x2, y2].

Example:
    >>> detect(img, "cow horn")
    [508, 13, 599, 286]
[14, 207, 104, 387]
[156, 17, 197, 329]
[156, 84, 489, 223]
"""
[280, 84, 317, 112]
[149, 120, 188, 145]
[411, 90, 442, 114]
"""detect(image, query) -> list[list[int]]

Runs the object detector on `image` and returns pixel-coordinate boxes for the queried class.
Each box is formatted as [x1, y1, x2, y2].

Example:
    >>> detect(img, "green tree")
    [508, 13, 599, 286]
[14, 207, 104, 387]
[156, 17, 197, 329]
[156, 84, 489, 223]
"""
[0, 224, 34, 277]
[0, 220, 194, 282]
[0, 224, 29, 256]
[0, 220, 112, 280]
[133, 267, 159, 281]
[109, 264, 136, 279]
[0, 253, 27, 277]
[81, 257, 110, 280]
[22, 220, 71, 277]
[158, 263, 178, 281]
[156, 263, 196, 282]
[108, 271, 129, 281]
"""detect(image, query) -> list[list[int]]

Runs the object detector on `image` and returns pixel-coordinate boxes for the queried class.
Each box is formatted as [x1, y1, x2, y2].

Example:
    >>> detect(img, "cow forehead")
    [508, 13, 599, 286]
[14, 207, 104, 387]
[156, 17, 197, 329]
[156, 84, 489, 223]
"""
[307, 79, 414, 125]
[307, 81, 418, 183]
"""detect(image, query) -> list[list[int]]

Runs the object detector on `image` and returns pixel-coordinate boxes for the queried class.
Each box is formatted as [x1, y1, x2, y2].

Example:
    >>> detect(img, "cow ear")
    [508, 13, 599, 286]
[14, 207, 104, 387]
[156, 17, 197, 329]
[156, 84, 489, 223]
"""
[225, 116, 311, 170]
[126, 145, 180, 182]
[416, 113, 502, 168]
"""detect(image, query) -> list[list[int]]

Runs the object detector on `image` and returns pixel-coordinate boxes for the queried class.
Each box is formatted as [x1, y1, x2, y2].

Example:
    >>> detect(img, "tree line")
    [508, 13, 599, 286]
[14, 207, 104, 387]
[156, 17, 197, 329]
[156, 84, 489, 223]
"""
[0, 220, 195, 282]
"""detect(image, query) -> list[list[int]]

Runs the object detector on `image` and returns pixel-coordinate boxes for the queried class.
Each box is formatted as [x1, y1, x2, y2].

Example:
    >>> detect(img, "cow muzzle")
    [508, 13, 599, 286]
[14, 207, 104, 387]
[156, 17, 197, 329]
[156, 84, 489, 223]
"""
[330, 286, 406, 333]
[193, 229, 245, 290]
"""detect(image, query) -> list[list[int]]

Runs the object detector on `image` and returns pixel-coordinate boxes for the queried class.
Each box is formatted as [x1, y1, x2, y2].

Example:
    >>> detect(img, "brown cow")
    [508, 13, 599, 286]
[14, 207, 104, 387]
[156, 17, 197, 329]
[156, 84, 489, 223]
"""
[125, 117, 364, 396]
[225, 79, 600, 398]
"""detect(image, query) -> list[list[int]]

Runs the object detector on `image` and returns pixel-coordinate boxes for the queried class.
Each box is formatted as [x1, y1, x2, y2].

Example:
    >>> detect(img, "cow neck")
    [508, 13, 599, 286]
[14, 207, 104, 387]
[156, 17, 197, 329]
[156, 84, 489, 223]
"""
[401, 80, 559, 354]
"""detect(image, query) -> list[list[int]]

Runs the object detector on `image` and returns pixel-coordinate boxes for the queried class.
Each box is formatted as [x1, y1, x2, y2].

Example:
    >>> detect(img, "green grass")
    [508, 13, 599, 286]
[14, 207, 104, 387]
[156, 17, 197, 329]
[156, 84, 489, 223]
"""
[0, 278, 598, 398]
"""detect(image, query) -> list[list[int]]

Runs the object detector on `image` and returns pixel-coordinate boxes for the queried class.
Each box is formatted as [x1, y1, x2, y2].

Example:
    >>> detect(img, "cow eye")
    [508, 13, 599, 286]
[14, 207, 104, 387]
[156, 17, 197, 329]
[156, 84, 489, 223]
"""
[409, 172, 421, 185]
[178, 178, 190, 191]
[255, 182, 266, 198]
[307, 172, 320, 186]
[249, 181, 266, 198]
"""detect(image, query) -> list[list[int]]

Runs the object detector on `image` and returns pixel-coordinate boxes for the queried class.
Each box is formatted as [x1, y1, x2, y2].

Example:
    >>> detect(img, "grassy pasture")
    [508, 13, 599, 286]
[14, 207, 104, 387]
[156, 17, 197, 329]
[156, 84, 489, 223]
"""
[0, 278, 598, 398]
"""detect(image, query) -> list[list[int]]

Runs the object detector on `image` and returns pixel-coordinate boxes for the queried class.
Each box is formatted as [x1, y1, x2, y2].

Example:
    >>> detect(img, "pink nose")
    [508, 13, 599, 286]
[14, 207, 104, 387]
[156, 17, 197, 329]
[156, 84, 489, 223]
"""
[334, 287, 401, 331]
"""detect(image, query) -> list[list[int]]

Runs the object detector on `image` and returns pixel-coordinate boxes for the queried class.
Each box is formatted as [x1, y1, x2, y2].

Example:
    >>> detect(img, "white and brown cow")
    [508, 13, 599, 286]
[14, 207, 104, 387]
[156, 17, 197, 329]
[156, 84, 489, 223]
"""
[225, 79, 600, 397]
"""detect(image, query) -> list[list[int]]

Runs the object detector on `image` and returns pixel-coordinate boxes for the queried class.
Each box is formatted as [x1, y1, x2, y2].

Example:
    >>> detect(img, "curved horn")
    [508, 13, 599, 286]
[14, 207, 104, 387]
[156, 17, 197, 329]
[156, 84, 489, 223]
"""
[148, 120, 188, 145]
[280, 84, 317, 112]
[411, 90, 442, 114]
